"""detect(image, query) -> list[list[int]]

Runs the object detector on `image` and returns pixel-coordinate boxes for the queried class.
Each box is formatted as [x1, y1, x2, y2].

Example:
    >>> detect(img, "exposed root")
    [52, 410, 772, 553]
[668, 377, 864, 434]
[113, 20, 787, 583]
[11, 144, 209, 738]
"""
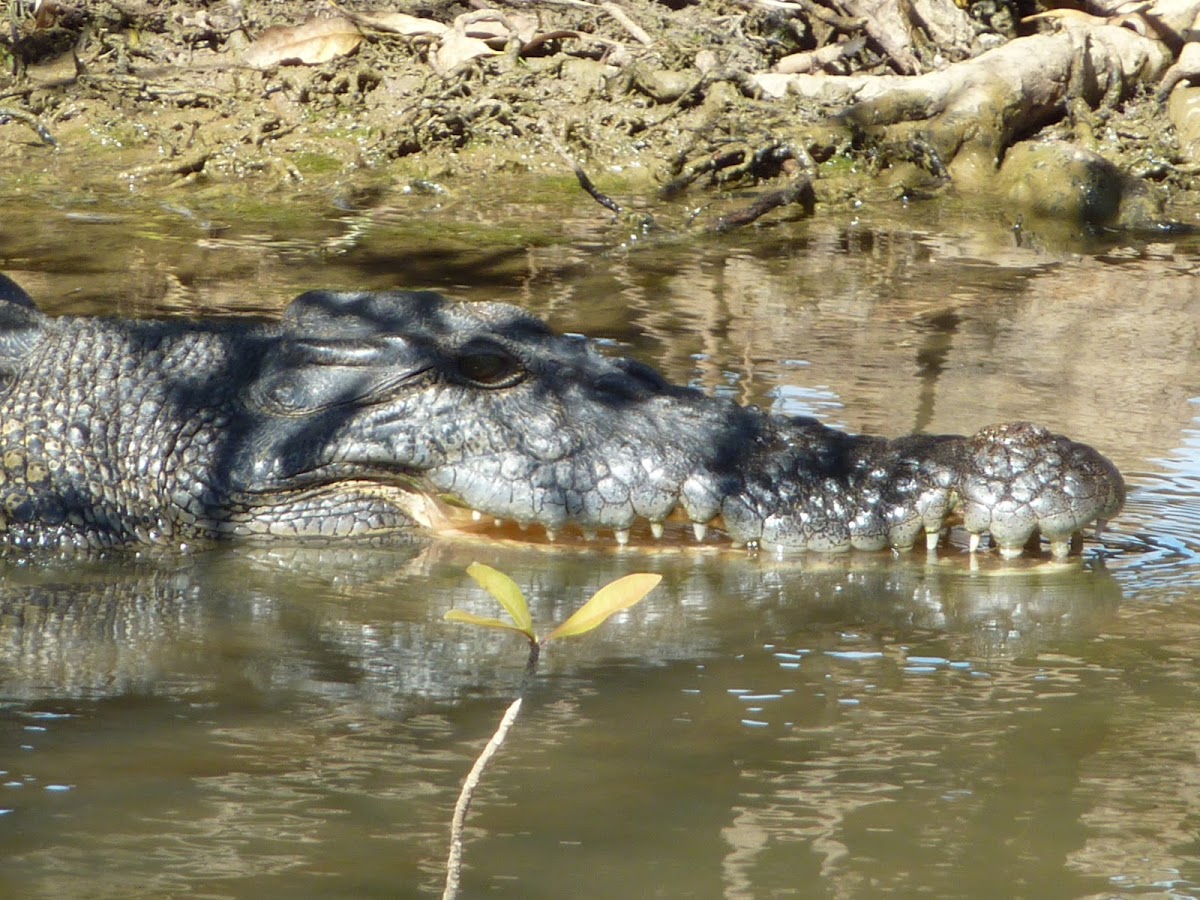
[756, 24, 1176, 184]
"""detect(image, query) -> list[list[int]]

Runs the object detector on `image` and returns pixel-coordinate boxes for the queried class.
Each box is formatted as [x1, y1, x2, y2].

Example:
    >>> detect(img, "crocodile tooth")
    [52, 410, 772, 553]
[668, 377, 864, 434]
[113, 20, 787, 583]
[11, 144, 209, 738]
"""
[997, 544, 1024, 560]
[1049, 538, 1070, 559]
[692, 522, 708, 541]
[1095, 519, 1107, 539]
[545, 527, 558, 541]
[615, 528, 631, 545]
[968, 532, 981, 553]
[925, 530, 940, 551]
[471, 510, 483, 522]
[494, 518, 505, 528]
[582, 528, 598, 541]
[650, 522, 664, 539]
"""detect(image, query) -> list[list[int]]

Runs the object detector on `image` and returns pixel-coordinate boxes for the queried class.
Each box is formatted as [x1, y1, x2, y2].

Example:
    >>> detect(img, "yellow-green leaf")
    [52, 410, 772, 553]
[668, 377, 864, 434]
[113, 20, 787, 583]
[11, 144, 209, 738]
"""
[466, 562, 533, 635]
[444, 609, 534, 640]
[543, 573, 662, 642]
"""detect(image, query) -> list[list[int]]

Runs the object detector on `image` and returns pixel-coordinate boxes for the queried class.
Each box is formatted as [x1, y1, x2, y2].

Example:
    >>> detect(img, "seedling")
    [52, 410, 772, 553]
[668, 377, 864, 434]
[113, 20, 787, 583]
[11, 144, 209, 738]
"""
[441, 562, 662, 899]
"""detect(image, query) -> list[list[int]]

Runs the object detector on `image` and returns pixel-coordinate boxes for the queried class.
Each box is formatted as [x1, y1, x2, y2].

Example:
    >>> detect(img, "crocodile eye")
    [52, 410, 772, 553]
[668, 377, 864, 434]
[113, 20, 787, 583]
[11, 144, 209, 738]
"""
[456, 346, 524, 387]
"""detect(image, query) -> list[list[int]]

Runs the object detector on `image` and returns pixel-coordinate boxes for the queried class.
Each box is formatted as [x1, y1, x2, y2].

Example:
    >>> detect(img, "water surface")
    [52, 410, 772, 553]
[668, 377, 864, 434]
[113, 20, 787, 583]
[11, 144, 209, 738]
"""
[1, 193, 1199, 898]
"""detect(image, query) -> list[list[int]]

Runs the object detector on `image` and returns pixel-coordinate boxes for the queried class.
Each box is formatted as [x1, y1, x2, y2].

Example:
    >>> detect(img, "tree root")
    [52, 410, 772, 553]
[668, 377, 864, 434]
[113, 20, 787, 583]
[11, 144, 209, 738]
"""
[737, 5, 1200, 229]
[758, 24, 1175, 184]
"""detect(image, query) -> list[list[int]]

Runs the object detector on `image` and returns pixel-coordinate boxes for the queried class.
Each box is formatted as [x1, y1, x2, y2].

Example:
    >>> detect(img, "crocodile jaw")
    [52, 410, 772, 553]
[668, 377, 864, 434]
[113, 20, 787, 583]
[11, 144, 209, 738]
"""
[420, 421, 1125, 558]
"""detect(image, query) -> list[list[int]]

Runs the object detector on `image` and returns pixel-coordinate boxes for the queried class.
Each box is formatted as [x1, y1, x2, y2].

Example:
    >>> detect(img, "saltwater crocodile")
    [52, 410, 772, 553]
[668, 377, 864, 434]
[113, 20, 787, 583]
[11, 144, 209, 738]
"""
[0, 275, 1124, 556]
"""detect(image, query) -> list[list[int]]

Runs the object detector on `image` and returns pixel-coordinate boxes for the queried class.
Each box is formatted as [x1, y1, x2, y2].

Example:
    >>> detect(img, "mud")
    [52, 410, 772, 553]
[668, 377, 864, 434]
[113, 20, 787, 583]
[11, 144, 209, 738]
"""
[1, 0, 1199, 235]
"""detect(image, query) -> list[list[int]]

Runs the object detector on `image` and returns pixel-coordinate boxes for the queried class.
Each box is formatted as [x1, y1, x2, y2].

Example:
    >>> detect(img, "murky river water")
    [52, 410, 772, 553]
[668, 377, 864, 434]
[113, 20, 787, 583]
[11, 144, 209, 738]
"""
[2, 190, 1200, 898]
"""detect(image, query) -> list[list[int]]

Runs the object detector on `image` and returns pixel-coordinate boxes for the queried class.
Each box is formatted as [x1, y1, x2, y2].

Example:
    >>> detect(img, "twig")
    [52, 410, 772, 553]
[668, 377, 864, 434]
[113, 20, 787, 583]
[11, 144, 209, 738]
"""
[0, 106, 56, 146]
[599, 1, 654, 47]
[121, 149, 212, 179]
[72, 73, 227, 106]
[443, 695, 524, 900]
[519, 29, 582, 56]
[709, 176, 815, 232]
[572, 163, 623, 215]
[443, 632, 540, 900]
[774, 36, 865, 74]
[545, 130, 624, 215]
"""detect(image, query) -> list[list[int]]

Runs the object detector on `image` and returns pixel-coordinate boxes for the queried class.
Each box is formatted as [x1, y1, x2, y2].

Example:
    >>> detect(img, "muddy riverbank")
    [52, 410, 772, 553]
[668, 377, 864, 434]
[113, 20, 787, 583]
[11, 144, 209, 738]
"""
[5, 0, 1200, 239]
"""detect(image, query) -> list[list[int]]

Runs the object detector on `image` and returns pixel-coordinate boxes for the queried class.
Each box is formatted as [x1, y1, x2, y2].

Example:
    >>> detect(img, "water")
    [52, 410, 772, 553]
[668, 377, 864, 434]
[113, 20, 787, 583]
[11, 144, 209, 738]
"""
[2, 192, 1200, 897]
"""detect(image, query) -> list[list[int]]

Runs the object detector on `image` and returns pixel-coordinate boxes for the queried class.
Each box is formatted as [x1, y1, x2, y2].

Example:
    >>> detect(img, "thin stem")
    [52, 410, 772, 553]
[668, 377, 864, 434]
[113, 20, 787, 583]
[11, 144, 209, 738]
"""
[443, 637, 542, 899]
[443, 695, 524, 900]
[525, 639, 541, 678]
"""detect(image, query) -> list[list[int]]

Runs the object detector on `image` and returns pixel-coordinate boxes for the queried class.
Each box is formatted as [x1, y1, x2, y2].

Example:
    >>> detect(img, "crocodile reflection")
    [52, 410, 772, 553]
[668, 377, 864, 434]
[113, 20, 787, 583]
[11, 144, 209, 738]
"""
[0, 546, 1122, 706]
[0, 546, 1125, 896]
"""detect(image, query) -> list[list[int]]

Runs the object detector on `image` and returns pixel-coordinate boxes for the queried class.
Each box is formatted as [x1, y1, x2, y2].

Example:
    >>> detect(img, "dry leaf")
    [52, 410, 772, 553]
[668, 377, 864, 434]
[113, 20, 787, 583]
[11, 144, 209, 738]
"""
[428, 9, 539, 74]
[244, 16, 364, 69]
[344, 11, 448, 38]
[432, 30, 499, 74]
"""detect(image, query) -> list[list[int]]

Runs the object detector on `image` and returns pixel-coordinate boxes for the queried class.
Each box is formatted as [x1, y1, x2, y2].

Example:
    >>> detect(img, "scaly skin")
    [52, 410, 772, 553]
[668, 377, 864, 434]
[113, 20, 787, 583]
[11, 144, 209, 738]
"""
[0, 280, 1124, 555]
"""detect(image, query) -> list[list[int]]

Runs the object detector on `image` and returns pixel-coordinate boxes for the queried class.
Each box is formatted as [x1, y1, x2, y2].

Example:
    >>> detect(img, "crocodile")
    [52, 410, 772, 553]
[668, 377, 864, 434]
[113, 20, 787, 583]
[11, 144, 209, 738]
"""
[0, 275, 1124, 556]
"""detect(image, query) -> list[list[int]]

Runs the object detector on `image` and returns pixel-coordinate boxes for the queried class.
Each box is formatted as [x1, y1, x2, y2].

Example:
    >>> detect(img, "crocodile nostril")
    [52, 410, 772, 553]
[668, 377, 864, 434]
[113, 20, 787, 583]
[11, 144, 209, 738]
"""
[593, 359, 672, 401]
[593, 372, 651, 401]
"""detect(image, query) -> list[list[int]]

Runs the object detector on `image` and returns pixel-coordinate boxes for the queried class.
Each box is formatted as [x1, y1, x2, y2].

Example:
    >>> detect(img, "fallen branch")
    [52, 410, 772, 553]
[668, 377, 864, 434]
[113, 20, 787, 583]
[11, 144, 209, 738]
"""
[661, 148, 747, 198]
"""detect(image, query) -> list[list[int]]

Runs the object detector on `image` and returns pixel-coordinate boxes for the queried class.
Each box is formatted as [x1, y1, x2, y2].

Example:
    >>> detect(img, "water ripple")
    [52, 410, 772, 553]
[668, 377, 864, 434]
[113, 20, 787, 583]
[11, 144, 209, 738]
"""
[1104, 463, 1200, 594]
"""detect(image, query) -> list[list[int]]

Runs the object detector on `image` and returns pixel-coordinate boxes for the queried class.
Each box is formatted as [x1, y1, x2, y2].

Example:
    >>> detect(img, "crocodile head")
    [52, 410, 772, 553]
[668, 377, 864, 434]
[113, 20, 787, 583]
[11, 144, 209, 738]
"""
[225, 290, 1124, 557]
[226, 290, 752, 544]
